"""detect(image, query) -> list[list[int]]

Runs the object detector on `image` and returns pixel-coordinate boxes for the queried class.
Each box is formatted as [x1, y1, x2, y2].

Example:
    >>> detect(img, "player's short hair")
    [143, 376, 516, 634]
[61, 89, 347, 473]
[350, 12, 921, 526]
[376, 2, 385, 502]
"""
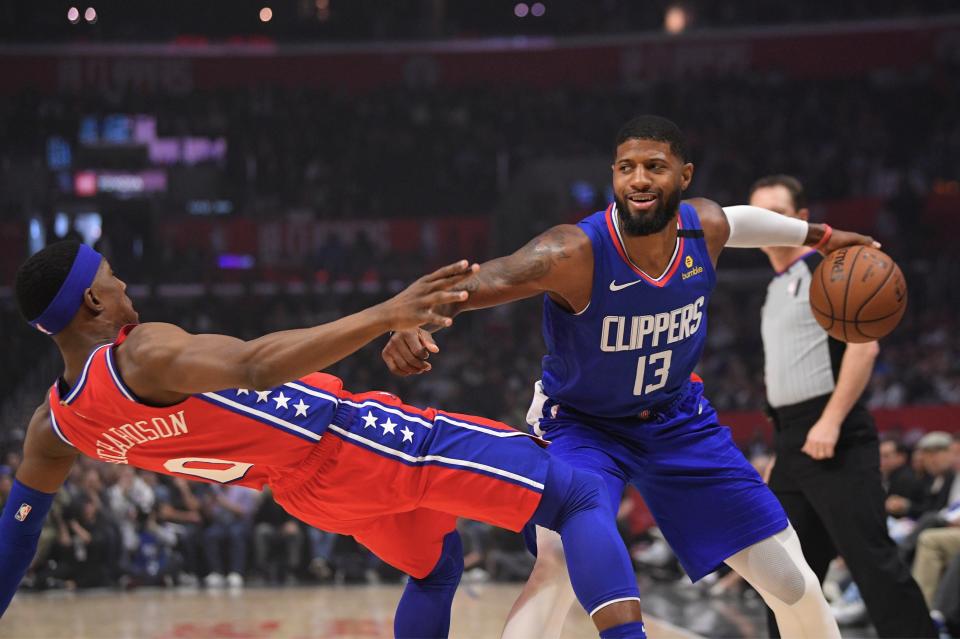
[749, 174, 808, 211]
[15, 240, 82, 322]
[615, 115, 688, 162]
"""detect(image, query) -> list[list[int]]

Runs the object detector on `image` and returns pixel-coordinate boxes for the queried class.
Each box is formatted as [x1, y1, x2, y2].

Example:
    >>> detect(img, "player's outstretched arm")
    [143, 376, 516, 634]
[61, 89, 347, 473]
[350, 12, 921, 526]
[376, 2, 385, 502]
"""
[688, 198, 878, 263]
[0, 401, 77, 617]
[116, 260, 477, 401]
[382, 225, 594, 376]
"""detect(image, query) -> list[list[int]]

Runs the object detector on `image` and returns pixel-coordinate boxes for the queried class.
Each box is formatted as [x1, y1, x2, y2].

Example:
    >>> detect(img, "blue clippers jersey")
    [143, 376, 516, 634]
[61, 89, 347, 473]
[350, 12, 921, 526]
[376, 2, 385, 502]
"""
[541, 203, 716, 418]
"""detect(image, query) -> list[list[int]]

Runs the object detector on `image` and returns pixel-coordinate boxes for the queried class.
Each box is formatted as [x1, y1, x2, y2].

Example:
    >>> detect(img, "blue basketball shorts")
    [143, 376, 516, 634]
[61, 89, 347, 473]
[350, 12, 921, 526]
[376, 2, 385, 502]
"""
[531, 380, 788, 581]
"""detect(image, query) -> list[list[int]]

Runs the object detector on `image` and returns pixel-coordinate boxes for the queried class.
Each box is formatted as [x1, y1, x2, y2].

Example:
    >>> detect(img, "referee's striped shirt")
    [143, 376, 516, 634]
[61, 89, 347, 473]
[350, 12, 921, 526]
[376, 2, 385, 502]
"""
[761, 251, 848, 408]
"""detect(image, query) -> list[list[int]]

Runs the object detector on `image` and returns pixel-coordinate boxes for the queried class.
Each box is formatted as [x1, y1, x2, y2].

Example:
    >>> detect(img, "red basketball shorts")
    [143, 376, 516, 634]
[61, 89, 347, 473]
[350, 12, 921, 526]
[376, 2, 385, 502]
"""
[272, 378, 549, 578]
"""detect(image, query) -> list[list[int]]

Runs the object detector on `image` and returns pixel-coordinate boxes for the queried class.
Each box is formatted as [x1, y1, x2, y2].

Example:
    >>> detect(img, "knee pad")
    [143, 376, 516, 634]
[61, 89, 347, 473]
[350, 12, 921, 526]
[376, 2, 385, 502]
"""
[730, 527, 810, 605]
[745, 536, 807, 604]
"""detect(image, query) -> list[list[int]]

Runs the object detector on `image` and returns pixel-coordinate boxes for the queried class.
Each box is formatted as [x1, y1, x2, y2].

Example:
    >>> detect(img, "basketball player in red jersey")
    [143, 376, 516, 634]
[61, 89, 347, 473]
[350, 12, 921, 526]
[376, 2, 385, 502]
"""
[0, 241, 647, 639]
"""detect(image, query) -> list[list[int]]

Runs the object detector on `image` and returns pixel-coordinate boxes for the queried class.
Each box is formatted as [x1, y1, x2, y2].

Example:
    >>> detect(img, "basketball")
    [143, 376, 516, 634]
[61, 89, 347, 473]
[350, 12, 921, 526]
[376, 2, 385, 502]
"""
[809, 246, 908, 343]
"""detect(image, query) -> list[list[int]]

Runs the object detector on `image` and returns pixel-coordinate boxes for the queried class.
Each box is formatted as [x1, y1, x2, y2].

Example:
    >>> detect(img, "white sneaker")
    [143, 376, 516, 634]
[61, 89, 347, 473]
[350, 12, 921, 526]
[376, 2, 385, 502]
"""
[204, 572, 225, 588]
[178, 572, 199, 588]
[226, 572, 244, 588]
[632, 539, 674, 567]
[462, 567, 490, 584]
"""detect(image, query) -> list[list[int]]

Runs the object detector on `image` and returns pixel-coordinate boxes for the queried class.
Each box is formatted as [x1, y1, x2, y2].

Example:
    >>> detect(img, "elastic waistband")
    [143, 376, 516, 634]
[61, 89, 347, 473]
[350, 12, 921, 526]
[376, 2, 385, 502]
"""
[330, 400, 357, 430]
[271, 400, 356, 494]
[560, 378, 697, 423]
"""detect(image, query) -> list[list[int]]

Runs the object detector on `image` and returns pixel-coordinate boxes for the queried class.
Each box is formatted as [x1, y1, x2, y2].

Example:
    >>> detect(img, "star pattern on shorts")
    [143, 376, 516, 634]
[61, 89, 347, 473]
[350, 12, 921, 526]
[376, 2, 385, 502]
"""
[400, 426, 414, 443]
[293, 398, 309, 417]
[273, 392, 290, 410]
[362, 412, 379, 429]
[236, 388, 250, 396]
[255, 390, 271, 403]
[381, 418, 397, 436]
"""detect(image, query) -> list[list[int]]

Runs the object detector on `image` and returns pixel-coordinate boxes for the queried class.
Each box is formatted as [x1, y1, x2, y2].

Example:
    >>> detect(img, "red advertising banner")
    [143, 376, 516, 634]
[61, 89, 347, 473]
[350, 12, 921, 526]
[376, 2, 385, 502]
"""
[721, 405, 960, 446]
[0, 17, 958, 95]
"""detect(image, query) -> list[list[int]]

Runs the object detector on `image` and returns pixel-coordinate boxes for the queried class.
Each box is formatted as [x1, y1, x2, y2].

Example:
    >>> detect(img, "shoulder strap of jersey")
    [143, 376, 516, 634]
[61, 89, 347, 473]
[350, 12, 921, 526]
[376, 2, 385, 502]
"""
[677, 202, 705, 238]
[47, 386, 77, 448]
[677, 202, 717, 287]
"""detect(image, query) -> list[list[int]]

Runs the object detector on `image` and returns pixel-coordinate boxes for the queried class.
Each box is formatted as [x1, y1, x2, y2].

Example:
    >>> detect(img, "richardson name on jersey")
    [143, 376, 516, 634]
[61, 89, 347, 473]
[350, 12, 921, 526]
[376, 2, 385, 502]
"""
[94, 410, 189, 464]
[600, 296, 705, 352]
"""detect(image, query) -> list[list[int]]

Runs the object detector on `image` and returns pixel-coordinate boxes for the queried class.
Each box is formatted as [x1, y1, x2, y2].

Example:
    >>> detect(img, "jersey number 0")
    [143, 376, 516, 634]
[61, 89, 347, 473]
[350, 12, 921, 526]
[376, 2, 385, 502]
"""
[163, 457, 254, 483]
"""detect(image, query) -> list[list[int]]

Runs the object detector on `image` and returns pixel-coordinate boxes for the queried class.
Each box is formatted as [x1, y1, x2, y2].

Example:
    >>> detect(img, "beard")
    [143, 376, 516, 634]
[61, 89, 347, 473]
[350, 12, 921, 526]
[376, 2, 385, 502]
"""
[614, 189, 681, 236]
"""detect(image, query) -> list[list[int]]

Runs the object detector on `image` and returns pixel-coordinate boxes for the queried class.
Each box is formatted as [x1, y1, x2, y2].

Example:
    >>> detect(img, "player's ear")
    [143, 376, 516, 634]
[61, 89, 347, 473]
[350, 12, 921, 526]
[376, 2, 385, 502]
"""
[680, 162, 694, 190]
[82, 285, 105, 315]
[796, 207, 810, 222]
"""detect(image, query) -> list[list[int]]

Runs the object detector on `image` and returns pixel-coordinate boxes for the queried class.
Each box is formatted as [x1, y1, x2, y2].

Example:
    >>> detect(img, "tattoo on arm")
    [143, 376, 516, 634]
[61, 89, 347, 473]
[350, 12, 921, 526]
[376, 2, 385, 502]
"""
[426, 225, 581, 328]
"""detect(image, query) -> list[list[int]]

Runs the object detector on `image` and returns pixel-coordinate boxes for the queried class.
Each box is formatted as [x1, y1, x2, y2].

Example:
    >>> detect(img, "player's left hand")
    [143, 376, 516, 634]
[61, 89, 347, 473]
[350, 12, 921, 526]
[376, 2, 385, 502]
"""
[820, 227, 880, 254]
[801, 418, 841, 460]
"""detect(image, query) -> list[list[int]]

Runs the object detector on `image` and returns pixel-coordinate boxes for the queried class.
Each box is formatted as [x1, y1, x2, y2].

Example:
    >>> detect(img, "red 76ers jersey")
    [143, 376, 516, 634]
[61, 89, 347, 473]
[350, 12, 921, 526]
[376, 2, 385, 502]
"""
[48, 325, 344, 488]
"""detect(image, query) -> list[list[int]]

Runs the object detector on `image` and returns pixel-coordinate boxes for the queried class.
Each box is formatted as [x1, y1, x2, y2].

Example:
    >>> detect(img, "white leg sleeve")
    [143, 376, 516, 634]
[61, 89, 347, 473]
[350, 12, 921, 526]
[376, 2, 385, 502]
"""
[725, 525, 840, 639]
[501, 527, 578, 639]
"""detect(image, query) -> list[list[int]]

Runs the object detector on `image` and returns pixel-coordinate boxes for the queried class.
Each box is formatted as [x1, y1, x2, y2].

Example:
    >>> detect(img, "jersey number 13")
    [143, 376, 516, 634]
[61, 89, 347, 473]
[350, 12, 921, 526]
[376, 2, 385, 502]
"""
[634, 350, 672, 396]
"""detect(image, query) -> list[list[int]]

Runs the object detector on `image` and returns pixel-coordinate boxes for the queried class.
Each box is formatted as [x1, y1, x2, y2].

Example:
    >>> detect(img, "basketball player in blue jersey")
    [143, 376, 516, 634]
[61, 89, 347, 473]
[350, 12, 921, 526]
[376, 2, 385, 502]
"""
[383, 115, 879, 638]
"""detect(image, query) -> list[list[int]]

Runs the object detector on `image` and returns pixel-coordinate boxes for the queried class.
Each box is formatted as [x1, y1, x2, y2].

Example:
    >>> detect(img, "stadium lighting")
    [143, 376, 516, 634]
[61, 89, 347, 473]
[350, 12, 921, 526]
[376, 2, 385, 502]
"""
[67, 6, 80, 23]
[259, 6, 273, 22]
[531, 3, 546, 17]
[84, 6, 97, 24]
[664, 5, 687, 33]
[514, 3, 529, 18]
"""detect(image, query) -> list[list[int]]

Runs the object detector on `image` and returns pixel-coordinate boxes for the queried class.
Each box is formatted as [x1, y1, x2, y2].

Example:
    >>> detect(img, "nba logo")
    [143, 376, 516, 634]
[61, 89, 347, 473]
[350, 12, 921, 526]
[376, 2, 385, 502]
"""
[15, 503, 32, 522]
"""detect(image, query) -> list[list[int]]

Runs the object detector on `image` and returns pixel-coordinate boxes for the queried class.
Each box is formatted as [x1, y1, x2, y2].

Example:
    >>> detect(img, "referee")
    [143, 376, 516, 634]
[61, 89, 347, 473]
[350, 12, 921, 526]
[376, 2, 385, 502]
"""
[750, 175, 936, 639]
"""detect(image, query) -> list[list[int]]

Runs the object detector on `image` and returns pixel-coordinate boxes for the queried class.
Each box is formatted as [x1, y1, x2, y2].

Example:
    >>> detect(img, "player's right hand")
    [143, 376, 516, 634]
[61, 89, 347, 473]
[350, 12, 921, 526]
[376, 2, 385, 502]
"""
[818, 226, 881, 254]
[382, 328, 438, 376]
[380, 260, 478, 334]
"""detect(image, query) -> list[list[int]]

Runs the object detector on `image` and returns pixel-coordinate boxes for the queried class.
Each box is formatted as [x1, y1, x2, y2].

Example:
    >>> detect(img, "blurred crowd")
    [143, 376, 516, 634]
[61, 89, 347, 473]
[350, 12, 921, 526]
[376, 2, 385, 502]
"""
[3, 71, 959, 237]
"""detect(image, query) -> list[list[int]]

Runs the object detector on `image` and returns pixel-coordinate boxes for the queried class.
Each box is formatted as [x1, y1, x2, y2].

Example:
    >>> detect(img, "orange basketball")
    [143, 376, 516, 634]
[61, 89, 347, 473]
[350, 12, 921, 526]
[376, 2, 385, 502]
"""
[809, 246, 908, 343]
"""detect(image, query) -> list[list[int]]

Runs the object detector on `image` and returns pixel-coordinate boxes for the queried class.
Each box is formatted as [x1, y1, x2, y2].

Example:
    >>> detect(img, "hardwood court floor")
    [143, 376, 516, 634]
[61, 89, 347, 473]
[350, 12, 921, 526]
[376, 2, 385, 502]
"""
[0, 583, 701, 639]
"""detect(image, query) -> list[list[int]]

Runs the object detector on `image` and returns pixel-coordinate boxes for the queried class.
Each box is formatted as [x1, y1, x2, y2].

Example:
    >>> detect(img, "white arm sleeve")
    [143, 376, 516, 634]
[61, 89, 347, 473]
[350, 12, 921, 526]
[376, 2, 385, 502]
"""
[722, 205, 809, 248]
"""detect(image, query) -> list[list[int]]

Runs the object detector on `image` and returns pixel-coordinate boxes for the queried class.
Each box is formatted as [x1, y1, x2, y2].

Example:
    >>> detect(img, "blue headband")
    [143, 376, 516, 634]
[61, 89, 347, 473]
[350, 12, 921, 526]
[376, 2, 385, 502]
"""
[29, 244, 103, 335]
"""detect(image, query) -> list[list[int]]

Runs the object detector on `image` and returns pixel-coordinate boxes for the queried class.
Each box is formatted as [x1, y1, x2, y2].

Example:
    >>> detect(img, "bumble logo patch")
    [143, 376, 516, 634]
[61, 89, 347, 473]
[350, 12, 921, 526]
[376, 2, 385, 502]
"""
[682, 255, 704, 280]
